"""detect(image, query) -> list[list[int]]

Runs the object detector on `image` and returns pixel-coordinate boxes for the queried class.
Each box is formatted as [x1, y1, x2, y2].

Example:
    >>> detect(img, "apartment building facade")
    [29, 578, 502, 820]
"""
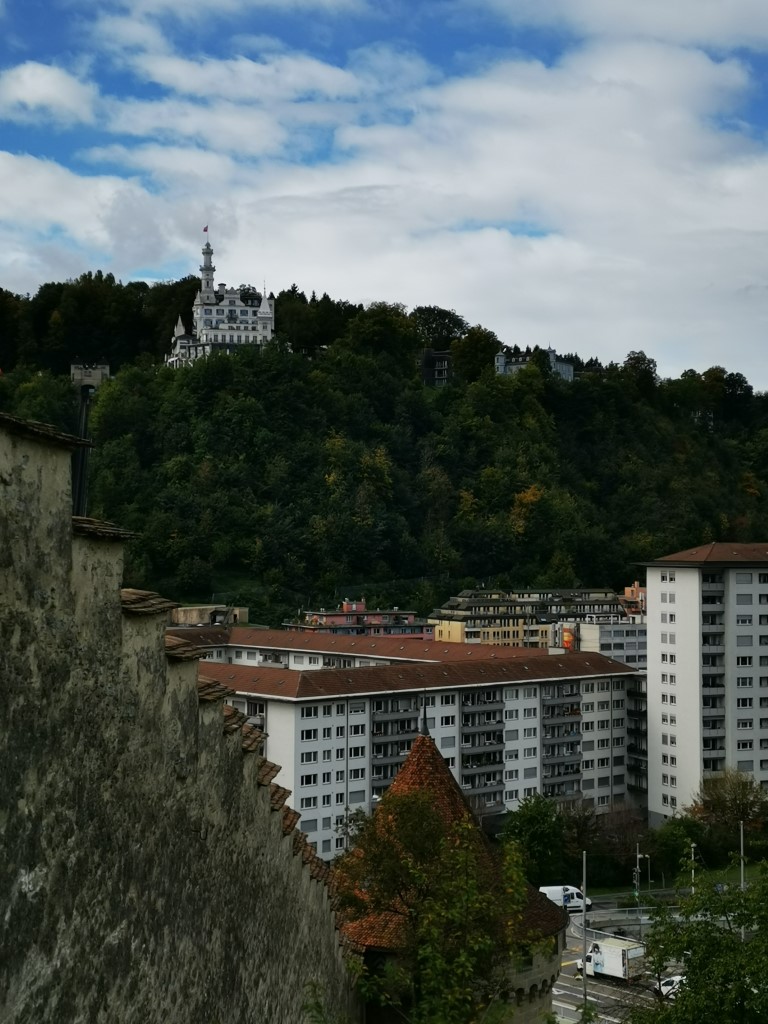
[200, 651, 639, 859]
[646, 543, 768, 825]
[429, 588, 628, 647]
[553, 614, 648, 807]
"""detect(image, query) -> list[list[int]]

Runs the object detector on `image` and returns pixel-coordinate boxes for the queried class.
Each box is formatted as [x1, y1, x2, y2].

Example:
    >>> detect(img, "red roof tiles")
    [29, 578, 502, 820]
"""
[649, 542, 768, 565]
[167, 626, 551, 663]
[199, 651, 633, 701]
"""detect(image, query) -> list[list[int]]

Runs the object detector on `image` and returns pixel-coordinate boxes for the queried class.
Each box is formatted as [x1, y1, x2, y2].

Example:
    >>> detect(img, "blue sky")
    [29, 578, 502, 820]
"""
[3, 0, 768, 384]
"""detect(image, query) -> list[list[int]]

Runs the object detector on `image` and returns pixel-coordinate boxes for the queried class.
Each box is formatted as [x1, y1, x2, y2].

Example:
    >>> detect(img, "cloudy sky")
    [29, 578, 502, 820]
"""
[2, 0, 768, 384]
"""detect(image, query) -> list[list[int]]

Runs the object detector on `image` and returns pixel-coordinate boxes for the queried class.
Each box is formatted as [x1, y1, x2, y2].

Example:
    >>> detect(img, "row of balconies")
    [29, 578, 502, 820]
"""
[372, 723, 418, 738]
[462, 717, 504, 731]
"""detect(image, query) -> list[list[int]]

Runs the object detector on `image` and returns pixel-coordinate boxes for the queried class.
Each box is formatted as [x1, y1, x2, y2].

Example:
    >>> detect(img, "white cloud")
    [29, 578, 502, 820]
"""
[0, 62, 98, 125]
[102, 95, 289, 157]
[476, 0, 768, 49]
[129, 51, 361, 102]
[94, 0, 366, 22]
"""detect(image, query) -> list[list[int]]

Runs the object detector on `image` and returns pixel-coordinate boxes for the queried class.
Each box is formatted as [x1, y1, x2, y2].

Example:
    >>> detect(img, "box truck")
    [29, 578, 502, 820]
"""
[577, 938, 645, 982]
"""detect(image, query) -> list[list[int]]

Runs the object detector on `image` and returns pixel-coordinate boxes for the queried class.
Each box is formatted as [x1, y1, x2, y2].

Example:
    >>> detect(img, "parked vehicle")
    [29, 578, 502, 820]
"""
[653, 974, 684, 1000]
[539, 884, 592, 912]
[576, 938, 645, 981]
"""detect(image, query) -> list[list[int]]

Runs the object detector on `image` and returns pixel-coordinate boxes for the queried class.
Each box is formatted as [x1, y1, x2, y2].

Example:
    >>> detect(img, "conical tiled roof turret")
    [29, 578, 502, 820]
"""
[387, 733, 481, 831]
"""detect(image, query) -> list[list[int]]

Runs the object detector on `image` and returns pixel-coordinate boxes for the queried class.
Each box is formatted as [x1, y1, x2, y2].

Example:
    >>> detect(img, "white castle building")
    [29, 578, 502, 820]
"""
[166, 239, 275, 368]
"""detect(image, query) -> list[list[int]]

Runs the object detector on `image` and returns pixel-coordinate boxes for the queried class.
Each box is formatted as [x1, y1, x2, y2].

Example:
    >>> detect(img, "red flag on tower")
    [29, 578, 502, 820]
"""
[203, 225, 208, 232]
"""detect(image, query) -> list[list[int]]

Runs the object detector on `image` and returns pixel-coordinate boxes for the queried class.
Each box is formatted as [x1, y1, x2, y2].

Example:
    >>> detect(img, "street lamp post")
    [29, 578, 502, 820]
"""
[691, 841, 697, 895]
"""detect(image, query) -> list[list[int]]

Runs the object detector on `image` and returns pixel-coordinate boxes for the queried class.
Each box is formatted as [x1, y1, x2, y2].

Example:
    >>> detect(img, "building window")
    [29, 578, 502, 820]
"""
[301, 774, 318, 786]
[300, 797, 317, 809]
[441, 715, 455, 727]
[349, 746, 366, 758]
[523, 747, 537, 758]
[441, 694, 456, 705]
[738, 719, 754, 730]
[301, 706, 319, 719]
[738, 657, 753, 666]
[738, 698, 754, 708]
[736, 573, 754, 583]
[300, 752, 318, 764]
[301, 729, 318, 741]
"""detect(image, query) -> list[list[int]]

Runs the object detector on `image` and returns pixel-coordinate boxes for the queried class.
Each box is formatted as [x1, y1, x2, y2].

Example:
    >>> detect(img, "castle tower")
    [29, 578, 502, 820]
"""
[166, 236, 276, 368]
[199, 241, 217, 302]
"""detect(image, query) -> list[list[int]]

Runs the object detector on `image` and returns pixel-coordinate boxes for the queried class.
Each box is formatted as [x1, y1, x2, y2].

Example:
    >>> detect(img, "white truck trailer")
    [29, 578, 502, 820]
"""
[577, 937, 645, 982]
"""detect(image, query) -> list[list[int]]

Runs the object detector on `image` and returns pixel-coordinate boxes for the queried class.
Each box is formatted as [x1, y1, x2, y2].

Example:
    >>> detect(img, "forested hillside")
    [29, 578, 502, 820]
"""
[2, 274, 767, 624]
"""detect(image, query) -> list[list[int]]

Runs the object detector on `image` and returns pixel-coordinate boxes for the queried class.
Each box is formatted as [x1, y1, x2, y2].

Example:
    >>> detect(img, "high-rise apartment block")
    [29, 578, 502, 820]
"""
[646, 543, 768, 825]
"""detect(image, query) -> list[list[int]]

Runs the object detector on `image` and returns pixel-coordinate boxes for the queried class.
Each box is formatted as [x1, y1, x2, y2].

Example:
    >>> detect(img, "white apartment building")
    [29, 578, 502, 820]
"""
[166, 239, 275, 368]
[199, 651, 638, 859]
[646, 543, 768, 826]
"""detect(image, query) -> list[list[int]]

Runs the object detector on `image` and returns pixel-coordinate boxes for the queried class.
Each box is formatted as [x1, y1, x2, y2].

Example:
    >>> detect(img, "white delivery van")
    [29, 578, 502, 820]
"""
[539, 885, 592, 912]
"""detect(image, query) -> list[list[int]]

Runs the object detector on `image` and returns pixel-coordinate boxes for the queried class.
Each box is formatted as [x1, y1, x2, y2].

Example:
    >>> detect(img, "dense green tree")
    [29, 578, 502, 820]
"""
[409, 304, 469, 348]
[629, 875, 768, 1024]
[450, 325, 500, 383]
[500, 793, 566, 885]
[335, 789, 525, 1024]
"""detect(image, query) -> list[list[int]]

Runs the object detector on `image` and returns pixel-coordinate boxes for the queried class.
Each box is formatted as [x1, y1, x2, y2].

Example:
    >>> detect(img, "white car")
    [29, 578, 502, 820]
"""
[653, 975, 684, 1000]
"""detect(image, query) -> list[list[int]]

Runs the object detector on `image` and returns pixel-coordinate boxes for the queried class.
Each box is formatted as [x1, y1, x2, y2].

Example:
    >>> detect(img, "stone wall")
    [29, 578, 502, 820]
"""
[0, 415, 360, 1024]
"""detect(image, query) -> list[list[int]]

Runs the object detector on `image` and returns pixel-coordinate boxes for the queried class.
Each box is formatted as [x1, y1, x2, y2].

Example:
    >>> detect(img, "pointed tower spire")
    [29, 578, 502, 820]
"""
[420, 691, 430, 736]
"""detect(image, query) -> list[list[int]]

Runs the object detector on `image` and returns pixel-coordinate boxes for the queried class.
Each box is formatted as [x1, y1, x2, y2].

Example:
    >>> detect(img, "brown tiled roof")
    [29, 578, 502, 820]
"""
[75, 517, 135, 541]
[388, 733, 482, 828]
[168, 634, 212, 661]
[168, 626, 551, 663]
[521, 885, 569, 938]
[199, 652, 633, 702]
[165, 625, 230, 646]
[342, 911, 405, 952]
[0, 411, 87, 448]
[648, 542, 768, 566]
[122, 588, 178, 615]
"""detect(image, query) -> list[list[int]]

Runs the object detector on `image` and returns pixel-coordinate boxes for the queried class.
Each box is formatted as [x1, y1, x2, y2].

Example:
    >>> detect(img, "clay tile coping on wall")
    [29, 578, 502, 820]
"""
[270, 784, 291, 810]
[257, 760, 281, 786]
[74, 517, 135, 541]
[282, 807, 301, 835]
[168, 634, 211, 661]
[0, 411, 90, 449]
[197, 675, 235, 702]
[241, 723, 265, 754]
[222, 704, 248, 734]
[122, 588, 179, 615]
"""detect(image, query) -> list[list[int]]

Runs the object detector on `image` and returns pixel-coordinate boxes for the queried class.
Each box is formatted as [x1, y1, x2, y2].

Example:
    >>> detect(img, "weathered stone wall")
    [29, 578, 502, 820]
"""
[0, 420, 360, 1024]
